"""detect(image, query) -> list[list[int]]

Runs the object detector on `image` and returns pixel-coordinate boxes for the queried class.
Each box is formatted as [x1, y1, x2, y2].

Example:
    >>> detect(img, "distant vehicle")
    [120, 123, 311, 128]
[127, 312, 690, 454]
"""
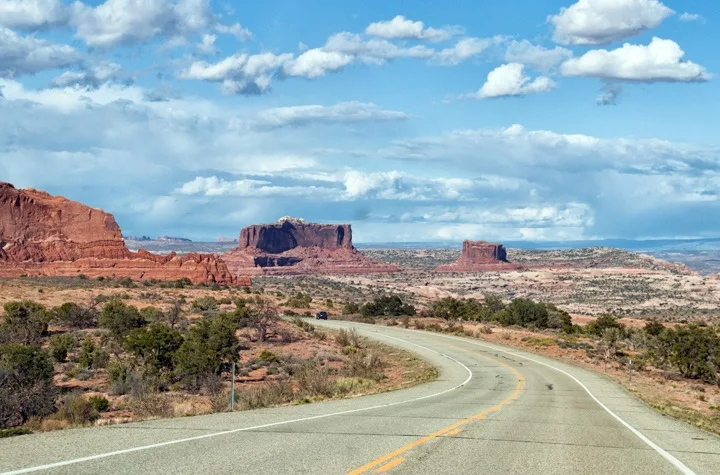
[315, 311, 328, 320]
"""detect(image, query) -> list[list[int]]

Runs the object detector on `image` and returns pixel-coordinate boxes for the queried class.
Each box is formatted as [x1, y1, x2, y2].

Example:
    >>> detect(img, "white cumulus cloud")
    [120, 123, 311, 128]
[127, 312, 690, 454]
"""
[282, 48, 354, 78]
[179, 52, 293, 95]
[70, 0, 215, 48]
[0, 0, 69, 30]
[254, 102, 409, 129]
[560, 37, 710, 82]
[365, 15, 461, 42]
[0, 27, 81, 78]
[549, 0, 675, 45]
[470, 63, 556, 99]
[504, 40, 572, 72]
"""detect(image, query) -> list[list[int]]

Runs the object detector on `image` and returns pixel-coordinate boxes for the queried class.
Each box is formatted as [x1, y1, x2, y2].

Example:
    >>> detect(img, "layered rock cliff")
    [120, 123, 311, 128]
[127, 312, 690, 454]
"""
[436, 240, 521, 272]
[0, 183, 237, 284]
[223, 218, 397, 275]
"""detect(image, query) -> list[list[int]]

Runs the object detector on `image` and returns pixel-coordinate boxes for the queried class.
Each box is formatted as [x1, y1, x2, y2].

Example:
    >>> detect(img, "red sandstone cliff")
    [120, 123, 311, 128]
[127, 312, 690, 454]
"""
[0, 183, 237, 284]
[436, 240, 521, 272]
[223, 219, 397, 275]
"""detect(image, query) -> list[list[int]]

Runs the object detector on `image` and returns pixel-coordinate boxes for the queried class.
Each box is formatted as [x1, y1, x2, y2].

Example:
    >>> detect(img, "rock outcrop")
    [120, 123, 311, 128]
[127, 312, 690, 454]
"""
[0, 183, 238, 285]
[436, 240, 521, 272]
[223, 218, 397, 275]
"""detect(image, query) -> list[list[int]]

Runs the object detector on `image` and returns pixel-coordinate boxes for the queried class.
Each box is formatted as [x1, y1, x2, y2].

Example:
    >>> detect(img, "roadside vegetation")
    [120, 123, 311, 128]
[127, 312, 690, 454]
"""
[338, 293, 720, 435]
[0, 277, 436, 436]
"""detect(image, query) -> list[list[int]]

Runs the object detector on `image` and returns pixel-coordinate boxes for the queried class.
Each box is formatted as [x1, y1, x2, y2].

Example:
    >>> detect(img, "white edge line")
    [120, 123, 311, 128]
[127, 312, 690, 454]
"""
[423, 330, 696, 475]
[1, 328, 473, 475]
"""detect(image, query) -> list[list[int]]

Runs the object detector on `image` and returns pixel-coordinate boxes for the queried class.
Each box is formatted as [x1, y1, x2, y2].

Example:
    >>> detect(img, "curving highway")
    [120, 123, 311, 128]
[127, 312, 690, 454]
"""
[2, 320, 720, 475]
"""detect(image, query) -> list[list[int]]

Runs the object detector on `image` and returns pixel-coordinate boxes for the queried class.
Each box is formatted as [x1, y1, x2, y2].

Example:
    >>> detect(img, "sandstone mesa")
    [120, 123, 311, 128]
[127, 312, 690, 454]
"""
[436, 240, 522, 272]
[222, 217, 398, 275]
[0, 183, 238, 285]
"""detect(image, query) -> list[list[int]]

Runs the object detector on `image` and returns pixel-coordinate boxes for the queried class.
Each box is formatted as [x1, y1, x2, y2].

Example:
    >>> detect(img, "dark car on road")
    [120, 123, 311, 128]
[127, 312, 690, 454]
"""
[315, 311, 328, 320]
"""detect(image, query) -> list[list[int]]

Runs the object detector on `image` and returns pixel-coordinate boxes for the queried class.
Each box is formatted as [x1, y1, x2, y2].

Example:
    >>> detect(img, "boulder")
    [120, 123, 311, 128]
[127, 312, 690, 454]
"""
[0, 182, 239, 285]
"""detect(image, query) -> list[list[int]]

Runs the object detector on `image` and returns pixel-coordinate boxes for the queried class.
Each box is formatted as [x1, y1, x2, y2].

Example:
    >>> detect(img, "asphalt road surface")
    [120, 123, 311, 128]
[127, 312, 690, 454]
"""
[2, 320, 719, 475]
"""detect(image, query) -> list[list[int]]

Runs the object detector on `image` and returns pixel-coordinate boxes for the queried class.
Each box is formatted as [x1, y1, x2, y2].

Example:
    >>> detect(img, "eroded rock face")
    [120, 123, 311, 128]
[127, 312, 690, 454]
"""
[238, 221, 353, 254]
[0, 183, 238, 285]
[224, 220, 396, 275]
[436, 240, 521, 272]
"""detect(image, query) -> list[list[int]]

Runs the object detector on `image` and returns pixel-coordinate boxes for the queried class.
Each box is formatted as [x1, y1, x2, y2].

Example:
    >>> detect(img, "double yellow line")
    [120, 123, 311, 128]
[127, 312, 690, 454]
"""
[347, 345, 525, 474]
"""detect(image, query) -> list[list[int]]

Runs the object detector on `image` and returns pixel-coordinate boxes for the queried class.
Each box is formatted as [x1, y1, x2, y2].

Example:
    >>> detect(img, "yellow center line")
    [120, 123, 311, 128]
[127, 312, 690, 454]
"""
[374, 457, 406, 473]
[346, 345, 525, 475]
[441, 428, 463, 437]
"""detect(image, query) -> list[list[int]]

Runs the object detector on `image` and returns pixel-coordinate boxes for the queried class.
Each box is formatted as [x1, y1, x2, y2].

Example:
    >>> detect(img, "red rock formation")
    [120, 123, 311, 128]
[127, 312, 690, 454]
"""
[223, 219, 397, 275]
[0, 183, 239, 285]
[436, 240, 521, 272]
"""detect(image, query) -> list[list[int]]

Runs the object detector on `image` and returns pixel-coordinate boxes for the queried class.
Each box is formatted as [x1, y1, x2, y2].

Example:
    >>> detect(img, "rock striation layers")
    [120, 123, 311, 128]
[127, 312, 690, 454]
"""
[223, 218, 397, 275]
[0, 183, 237, 284]
[436, 240, 521, 272]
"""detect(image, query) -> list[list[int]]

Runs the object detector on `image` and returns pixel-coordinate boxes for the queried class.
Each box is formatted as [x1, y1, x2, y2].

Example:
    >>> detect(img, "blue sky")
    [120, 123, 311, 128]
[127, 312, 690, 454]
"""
[1, 0, 718, 242]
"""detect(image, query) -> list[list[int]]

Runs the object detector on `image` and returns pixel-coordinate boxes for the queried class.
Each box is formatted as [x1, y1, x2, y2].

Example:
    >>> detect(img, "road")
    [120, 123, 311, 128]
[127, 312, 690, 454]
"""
[2, 320, 719, 475]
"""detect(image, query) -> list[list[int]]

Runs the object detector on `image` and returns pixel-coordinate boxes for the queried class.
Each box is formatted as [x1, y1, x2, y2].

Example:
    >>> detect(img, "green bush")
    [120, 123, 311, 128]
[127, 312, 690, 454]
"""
[124, 323, 183, 371]
[56, 393, 99, 425]
[644, 319, 665, 336]
[139, 306, 164, 323]
[0, 428, 32, 438]
[190, 297, 219, 313]
[52, 302, 98, 329]
[360, 295, 415, 317]
[99, 300, 146, 339]
[0, 344, 57, 428]
[656, 325, 719, 384]
[88, 395, 110, 413]
[49, 333, 76, 363]
[284, 292, 313, 308]
[0, 301, 51, 344]
[174, 315, 242, 387]
[341, 302, 360, 315]
[587, 314, 625, 337]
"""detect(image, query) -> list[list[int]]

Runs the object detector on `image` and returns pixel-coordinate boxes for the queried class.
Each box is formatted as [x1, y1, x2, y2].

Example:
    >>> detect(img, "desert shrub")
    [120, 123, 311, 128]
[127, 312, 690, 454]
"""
[107, 360, 134, 395]
[587, 314, 626, 338]
[655, 324, 719, 384]
[88, 395, 110, 413]
[335, 377, 374, 395]
[296, 363, 335, 397]
[53, 302, 98, 329]
[174, 315, 242, 387]
[190, 297, 219, 313]
[130, 393, 173, 419]
[124, 323, 183, 371]
[246, 298, 279, 342]
[430, 297, 489, 321]
[0, 301, 51, 344]
[644, 319, 666, 336]
[118, 277, 136, 288]
[360, 295, 415, 318]
[236, 380, 294, 410]
[78, 338, 97, 369]
[218, 298, 232, 305]
[173, 277, 192, 289]
[0, 344, 57, 428]
[284, 292, 313, 308]
[277, 328, 294, 343]
[545, 304, 572, 330]
[413, 319, 426, 330]
[56, 393, 99, 425]
[522, 337, 557, 347]
[0, 428, 31, 438]
[162, 300, 187, 330]
[342, 302, 360, 315]
[343, 351, 384, 381]
[49, 333, 76, 363]
[258, 349, 279, 363]
[99, 300, 146, 339]
[291, 317, 315, 333]
[499, 299, 549, 328]
[476, 325, 493, 335]
[139, 306, 164, 323]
